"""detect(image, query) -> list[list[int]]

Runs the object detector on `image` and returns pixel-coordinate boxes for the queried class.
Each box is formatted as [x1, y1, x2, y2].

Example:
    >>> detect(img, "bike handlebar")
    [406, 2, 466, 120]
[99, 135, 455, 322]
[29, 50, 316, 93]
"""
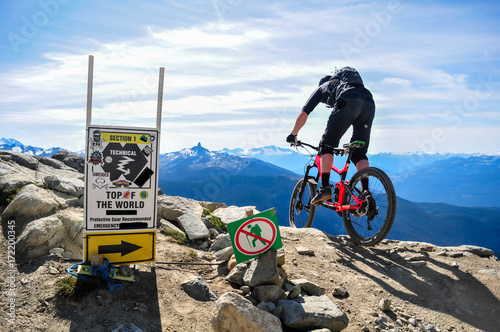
[292, 140, 366, 156]
[295, 140, 318, 151]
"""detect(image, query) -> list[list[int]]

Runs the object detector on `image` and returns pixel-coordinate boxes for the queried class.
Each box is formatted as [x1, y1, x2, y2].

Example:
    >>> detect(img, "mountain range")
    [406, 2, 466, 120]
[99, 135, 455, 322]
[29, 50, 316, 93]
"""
[2, 138, 499, 252]
[0, 138, 63, 157]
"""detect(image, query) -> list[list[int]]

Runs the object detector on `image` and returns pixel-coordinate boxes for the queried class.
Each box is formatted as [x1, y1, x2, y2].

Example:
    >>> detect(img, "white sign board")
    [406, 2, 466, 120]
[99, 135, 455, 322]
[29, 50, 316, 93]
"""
[84, 126, 159, 231]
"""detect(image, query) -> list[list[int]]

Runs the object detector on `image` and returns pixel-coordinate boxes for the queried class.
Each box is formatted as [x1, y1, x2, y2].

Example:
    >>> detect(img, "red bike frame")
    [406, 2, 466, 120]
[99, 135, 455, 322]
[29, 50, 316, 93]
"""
[309, 150, 363, 212]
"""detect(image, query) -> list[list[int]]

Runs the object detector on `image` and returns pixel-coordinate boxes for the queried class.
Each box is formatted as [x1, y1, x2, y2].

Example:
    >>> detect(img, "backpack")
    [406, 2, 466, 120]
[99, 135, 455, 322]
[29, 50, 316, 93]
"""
[331, 66, 364, 86]
[323, 67, 365, 108]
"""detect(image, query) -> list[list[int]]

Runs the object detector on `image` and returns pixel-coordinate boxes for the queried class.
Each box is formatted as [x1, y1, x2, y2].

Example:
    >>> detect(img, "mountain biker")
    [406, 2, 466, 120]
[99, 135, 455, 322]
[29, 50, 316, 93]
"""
[286, 67, 375, 205]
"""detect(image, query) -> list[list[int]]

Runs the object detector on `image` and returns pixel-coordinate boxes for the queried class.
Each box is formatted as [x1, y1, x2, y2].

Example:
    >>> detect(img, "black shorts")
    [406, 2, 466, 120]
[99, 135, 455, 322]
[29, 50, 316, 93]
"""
[319, 94, 375, 163]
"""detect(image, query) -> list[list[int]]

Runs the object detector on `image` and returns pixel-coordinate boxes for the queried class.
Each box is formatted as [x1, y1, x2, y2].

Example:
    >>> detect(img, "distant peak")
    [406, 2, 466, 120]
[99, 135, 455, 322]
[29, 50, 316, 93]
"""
[0, 138, 24, 147]
[191, 142, 210, 155]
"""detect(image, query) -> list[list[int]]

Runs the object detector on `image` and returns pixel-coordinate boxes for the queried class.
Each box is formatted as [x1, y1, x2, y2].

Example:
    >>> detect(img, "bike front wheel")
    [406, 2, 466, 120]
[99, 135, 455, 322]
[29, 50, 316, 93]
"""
[289, 178, 317, 228]
[343, 167, 396, 246]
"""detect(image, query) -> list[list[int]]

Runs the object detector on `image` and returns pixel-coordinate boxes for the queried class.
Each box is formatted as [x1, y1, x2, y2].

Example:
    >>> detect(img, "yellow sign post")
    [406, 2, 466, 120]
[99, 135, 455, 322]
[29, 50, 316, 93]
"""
[84, 230, 156, 265]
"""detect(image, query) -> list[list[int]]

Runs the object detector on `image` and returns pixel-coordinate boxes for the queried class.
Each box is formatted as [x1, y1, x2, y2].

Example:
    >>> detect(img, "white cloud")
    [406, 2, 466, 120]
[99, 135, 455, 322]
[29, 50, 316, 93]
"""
[381, 77, 411, 87]
[0, 0, 499, 154]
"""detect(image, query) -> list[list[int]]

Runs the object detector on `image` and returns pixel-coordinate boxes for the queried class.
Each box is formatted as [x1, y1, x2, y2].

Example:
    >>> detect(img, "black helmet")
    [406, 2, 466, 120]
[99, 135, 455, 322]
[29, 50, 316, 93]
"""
[318, 75, 332, 86]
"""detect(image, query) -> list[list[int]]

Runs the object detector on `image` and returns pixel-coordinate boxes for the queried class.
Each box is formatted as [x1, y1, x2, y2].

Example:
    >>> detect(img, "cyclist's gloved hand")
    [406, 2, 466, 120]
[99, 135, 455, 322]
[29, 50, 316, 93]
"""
[286, 134, 297, 146]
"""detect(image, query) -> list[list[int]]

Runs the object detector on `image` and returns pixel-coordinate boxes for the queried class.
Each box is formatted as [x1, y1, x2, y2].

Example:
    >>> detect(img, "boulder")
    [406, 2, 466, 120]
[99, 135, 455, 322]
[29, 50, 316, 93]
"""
[243, 249, 281, 287]
[15, 209, 84, 259]
[51, 150, 85, 173]
[157, 195, 204, 223]
[457, 245, 494, 257]
[177, 211, 210, 240]
[15, 215, 65, 254]
[212, 206, 260, 225]
[210, 233, 232, 252]
[289, 279, 325, 296]
[2, 184, 60, 220]
[279, 295, 349, 331]
[226, 262, 248, 286]
[181, 276, 217, 302]
[0, 151, 82, 192]
[212, 292, 283, 332]
[158, 219, 185, 235]
[44, 174, 84, 197]
[252, 285, 286, 304]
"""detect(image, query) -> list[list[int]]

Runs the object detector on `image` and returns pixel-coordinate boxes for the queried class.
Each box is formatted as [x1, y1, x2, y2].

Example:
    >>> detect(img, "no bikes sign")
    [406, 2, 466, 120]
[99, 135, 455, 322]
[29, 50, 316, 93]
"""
[227, 209, 282, 264]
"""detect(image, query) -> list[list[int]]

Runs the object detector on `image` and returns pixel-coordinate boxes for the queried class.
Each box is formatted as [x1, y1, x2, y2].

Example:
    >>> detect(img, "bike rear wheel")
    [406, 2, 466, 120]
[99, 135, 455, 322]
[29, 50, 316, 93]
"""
[342, 167, 396, 246]
[289, 178, 317, 228]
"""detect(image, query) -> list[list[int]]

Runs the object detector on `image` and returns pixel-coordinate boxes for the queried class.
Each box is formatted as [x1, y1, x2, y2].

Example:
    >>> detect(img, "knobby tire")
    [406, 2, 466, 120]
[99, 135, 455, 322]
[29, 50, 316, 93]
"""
[342, 167, 396, 246]
[289, 178, 317, 228]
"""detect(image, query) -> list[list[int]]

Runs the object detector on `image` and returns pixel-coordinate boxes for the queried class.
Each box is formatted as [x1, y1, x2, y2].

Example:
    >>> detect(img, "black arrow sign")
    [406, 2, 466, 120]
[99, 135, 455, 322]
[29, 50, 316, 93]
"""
[98, 241, 142, 257]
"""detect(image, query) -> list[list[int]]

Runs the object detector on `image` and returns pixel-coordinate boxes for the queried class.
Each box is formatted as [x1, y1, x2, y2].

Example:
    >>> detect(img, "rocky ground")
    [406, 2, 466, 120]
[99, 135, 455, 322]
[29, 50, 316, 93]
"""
[1, 150, 499, 331]
[1, 221, 499, 332]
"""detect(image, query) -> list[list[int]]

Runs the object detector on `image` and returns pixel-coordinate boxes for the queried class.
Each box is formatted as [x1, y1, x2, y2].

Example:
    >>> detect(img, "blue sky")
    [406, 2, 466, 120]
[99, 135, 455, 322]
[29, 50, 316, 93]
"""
[0, 0, 499, 154]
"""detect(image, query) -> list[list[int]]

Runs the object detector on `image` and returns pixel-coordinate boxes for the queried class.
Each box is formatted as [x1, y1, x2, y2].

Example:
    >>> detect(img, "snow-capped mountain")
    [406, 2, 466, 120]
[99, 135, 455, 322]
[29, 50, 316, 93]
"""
[0, 138, 63, 157]
[159, 143, 299, 182]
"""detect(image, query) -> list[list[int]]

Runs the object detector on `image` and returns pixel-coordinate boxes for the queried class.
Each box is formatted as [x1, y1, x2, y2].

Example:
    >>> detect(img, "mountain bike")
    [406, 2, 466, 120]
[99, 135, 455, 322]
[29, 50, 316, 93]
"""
[289, 140, 396, 246]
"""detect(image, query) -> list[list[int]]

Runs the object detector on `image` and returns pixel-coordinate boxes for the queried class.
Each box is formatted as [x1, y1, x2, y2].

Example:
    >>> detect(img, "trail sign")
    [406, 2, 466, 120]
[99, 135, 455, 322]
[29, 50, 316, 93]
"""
[84, 230, 156, 264]
[85, 126, 159, 231]
[227, 208, 282, 264]
[83, 56, 163, 266]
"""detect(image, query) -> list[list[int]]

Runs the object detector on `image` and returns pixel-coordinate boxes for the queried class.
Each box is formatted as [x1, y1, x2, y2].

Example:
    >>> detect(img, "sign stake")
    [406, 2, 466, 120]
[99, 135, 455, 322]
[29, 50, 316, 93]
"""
[86, 55, 94, 127]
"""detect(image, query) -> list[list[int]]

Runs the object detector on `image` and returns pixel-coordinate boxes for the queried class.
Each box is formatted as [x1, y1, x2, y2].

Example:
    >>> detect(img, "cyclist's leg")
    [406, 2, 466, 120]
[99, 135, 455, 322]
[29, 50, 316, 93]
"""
[350, 99, 375, 190]
[313, 104, 353, 204]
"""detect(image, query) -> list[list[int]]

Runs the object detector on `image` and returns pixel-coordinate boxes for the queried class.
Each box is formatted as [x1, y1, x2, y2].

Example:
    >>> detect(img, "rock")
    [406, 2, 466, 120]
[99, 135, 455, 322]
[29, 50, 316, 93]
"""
[158, 219, 185, 235]
[177, 211, 210, 240]
[0, 150, 38, 170]
[287, 285, 301, 300]
[51, 150, 85, 173]
[210, 234, 232, 252]
[278, 295, 349, 331]
[181, 276, 217, 302]
[227, 255, 237, 271]
[214, 247, 234, 262]
[252, 285, 286, 304]
[458, 245, 494, 257]
[277, 248, 285, 267]
[478, 269, 498, 276]
[0, 151, 82, 192]
[379, 298, 391, 311]
[212, 292, 283, 332]
[2, 184, 60, 220]
[208, 227, 220, 239]
[91, 254, 105, 268]
[49, 248, 65, 255]
[62, 252, 72, 258]
[449, 252, 463, 258]
[199, 201, 228, 212]
[118, 266, 134, 277]
[296, 247, 315, 256]
[15, 215, 65, 254]
[332, 286, 348, 297]
[243, 249, 281, 287]
[57, 208, 84, 240]
[405, 253, 428, 261]
[226, 263, 248, 286]
[212, 206, 260, 225]
[374, 314, 388, 328]
[44, 174, 84, 197]
[289, 279, 325, 296]
[157, 195, 204, 223]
